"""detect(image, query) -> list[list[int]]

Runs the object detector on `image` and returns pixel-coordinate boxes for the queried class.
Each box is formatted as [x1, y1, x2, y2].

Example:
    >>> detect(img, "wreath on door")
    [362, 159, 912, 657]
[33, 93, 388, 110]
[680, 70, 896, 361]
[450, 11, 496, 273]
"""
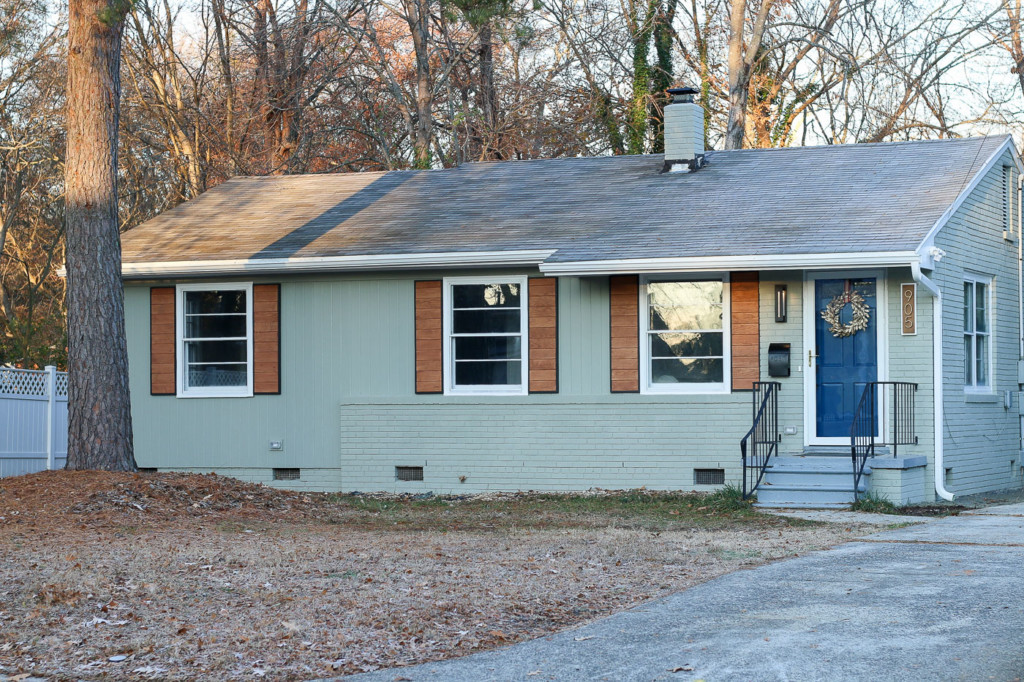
[821, 290, 870, 338]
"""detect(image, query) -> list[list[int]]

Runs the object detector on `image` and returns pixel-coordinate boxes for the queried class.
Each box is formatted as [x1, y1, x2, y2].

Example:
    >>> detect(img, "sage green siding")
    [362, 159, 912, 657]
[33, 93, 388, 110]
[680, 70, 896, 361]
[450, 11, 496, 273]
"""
[933, 150, 1024, 496]
[126, 272, 758, 492]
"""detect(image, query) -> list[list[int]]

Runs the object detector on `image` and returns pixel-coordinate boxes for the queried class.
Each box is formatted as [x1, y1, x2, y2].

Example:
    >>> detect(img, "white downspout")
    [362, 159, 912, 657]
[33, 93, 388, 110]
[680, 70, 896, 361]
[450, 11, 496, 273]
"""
[1017, 175, 1022, 468]
[913, 262, 955, 501]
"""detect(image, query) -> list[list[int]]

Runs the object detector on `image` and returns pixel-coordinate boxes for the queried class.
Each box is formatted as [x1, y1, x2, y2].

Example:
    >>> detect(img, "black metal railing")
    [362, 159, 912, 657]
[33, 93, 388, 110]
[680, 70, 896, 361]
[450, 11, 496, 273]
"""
[850, 381, 918, 499]
[740, 381, 781, 500]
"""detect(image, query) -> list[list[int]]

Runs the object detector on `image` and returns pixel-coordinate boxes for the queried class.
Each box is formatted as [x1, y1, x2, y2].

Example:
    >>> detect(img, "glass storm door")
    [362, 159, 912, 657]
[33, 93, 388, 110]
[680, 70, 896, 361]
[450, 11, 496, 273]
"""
[814, 277, 878, 440]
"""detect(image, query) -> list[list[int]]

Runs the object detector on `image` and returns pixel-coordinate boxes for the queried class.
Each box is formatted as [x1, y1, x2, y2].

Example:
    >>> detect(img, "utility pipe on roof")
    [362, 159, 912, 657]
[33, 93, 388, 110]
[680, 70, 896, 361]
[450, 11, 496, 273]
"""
[912, 262, 955, 502]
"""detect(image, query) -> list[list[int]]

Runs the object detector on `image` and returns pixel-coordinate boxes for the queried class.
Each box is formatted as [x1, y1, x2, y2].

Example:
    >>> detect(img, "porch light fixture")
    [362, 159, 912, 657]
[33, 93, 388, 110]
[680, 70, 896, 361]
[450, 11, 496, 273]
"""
[775, 284, 788, 323]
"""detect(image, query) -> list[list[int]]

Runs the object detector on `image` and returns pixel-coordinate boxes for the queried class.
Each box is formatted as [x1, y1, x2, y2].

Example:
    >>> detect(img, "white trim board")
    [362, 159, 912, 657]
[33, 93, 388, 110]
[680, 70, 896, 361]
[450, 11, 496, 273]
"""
[122, 250, 557, 279]
[539, 251, 922, 277]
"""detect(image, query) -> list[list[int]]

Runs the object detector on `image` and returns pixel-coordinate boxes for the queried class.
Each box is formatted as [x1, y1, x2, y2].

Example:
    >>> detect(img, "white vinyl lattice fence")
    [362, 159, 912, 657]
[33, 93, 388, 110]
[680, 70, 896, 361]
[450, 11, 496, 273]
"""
[0, 366, 68, 477]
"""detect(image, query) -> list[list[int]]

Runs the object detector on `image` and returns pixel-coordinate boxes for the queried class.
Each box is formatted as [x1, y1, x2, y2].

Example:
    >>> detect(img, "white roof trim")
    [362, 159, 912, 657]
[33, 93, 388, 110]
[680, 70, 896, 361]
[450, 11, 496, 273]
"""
[121, 249, 557, 279]
[538, 251, 922, 276]
[916, 136, 1021, 264]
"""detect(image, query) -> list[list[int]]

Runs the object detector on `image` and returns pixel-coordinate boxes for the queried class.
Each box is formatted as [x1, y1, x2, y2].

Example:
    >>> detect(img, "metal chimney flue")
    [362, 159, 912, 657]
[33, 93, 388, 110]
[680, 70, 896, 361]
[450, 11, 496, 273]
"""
[663, 86, 704, 173]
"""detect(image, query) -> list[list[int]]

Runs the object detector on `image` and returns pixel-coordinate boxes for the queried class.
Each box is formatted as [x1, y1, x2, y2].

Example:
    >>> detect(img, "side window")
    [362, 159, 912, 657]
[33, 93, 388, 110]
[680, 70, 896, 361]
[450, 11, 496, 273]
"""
[443, 278, 528, 395]
[177, 283, 253, 397]
[963, 276, 991, 390]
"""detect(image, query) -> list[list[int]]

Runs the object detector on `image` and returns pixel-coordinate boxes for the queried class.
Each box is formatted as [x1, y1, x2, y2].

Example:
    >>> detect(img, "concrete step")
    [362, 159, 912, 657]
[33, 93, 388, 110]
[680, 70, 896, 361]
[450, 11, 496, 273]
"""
[764, 470, 859, 487]
[756, 483, 863, 507]
[754, 454, 868, 508]
[801, 446, 890, 457]
[753, 501, 852, 510]
[769, 456, 859, 472]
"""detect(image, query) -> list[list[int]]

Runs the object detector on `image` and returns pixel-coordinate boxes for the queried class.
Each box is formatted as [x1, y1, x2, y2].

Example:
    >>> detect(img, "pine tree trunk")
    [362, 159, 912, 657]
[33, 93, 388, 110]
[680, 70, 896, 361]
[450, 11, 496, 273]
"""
[64, 0, 136, 471]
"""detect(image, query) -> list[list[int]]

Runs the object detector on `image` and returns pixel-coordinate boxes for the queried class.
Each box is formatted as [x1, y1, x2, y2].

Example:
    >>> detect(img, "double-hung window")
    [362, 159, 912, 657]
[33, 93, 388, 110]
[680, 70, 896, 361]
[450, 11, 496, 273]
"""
[177, 283, 253, 397]
[640, 277, 729, 393]
[963, 275, 991, 390]
[443, 277, 528, 395]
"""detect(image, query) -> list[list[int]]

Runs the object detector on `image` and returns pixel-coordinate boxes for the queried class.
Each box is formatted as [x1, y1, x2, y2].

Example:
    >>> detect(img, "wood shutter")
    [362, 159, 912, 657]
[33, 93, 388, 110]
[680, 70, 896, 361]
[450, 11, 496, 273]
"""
[609, 275, 640, 392]
[415, 280, 443, 393]
[150, 287, 176, 395]
[528, 277, 558, 393]
[730, 272, 760, 391]
[253, 284, 281, 394]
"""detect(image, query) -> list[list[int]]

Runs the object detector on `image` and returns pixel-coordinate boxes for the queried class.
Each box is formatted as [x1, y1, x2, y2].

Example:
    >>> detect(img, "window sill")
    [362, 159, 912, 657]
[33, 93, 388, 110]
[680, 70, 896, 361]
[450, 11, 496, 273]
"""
[641, 385, 730, 396]
[445, 387, 527, 397]
[177, 391, 254, 399]
[964, 391, 999, 404]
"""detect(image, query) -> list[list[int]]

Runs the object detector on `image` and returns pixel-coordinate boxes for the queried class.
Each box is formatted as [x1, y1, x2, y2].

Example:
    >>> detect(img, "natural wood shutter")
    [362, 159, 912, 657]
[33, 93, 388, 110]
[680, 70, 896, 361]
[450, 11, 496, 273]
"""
[528, 277, 558, 393]
[730, 272, 760, 391]
[253, 284, 281, 394]
[609, 275, 640, 392]
[150, 287, 176, 395]
[415, 280, 443, 393]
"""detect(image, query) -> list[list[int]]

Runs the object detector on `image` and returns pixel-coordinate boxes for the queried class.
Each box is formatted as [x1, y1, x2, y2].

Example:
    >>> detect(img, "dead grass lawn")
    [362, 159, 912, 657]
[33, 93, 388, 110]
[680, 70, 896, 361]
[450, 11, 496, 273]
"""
[0, 472, 871, 680]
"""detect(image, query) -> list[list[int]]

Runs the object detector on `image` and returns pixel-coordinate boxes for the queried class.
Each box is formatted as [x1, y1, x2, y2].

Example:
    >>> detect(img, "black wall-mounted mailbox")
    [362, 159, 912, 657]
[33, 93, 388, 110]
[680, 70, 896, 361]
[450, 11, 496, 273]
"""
[768, 343, 791, 378]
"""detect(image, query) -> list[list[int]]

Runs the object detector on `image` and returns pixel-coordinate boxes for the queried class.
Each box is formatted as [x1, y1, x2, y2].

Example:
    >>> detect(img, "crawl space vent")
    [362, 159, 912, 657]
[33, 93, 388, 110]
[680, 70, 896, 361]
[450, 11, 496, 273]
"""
[694, 468, 725, 485]
[273, 468, 300, 481]
[138, 467, 158, 474]
[396, 466, 424, 482]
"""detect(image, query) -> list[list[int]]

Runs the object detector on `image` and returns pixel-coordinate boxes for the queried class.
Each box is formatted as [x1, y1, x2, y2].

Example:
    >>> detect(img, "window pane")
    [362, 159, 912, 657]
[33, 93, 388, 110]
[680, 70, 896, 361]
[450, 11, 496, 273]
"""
[964, 335, 973, 384]
[651, 358, 724, 384]
[648, 281, 723, 331]
[185, 290, 246, 315]
[452, 283, 520, 308]
[977, 335, 989, 387]
[648, 281, 722, 309]
[188, 364, 247, 388]
[650, 332, 723, 358]
[976, 283, 987, 333]
[963, 282, 973, 332]
[185, 314, 246, 339]
[453, 309, 521, 334]
[186, 340, 247, 364]
[650, 305, 723, 331]
[455, 336, 521, 360]
[454, 360, 521, 385]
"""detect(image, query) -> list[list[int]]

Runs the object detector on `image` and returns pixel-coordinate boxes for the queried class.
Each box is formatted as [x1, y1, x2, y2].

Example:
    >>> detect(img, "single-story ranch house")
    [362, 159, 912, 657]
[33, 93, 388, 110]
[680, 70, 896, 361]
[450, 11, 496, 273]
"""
[120, 89, 1024, 507]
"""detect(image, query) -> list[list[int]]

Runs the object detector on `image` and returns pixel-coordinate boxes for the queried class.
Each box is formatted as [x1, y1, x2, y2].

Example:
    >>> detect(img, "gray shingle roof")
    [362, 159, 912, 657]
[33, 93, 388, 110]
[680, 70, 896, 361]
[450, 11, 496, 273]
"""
[120, 136, 1011, 268]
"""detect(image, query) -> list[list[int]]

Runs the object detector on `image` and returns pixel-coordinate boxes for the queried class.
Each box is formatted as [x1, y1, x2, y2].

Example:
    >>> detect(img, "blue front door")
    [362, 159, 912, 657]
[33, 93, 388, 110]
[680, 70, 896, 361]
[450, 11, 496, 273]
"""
[815, 277, 878, 438]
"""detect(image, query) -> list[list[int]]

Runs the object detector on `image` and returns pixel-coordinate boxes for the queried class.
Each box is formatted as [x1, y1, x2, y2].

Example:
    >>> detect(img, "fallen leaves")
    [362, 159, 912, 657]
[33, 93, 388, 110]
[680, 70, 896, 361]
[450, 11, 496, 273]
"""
[0, 471, 868, 681]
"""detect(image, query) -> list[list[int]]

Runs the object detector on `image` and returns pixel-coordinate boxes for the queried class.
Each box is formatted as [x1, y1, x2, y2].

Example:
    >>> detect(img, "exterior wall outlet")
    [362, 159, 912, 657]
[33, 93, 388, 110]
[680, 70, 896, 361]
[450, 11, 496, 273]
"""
[269, 440, 284, 451]
[783, 426, 798, 436]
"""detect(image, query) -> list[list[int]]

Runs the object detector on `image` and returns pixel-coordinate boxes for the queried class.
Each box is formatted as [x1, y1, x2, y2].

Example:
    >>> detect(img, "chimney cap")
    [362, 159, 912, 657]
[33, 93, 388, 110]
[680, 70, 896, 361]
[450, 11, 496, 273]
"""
[667, 86, 699, 104]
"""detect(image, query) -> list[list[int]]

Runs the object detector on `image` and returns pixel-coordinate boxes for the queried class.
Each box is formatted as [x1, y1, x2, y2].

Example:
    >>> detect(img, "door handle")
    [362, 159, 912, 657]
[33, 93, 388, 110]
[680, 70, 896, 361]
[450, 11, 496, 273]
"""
[808, 349, 818, 367]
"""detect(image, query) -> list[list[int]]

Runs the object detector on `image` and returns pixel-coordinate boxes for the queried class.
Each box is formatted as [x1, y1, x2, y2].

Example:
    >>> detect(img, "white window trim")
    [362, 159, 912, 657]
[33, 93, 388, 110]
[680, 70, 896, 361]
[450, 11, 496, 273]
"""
[639, 274, 731, 395]
[176, 282, 254, 398]
[963, 273, 994, 394]
[442, 276, 529, 396]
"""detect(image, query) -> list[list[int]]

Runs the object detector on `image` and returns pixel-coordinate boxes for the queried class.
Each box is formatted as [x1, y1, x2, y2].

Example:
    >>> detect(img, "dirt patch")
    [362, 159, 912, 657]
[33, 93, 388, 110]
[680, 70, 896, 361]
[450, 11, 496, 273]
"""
[896, 504, 967, 517]
[0, 471, 872, 680]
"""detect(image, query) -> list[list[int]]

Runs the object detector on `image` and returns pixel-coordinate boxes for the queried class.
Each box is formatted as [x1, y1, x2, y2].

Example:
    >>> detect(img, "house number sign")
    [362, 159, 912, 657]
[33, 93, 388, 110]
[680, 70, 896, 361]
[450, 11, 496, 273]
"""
[901, 283, 916, 335]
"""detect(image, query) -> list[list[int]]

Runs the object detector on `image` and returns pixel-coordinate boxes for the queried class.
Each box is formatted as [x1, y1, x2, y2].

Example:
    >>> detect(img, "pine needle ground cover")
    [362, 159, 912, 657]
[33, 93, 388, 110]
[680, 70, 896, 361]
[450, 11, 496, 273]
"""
[0, 472, 869, 680]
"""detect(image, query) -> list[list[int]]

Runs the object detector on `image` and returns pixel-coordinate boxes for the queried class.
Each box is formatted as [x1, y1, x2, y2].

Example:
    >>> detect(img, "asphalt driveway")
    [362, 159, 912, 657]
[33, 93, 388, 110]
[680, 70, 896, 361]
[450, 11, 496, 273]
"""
[346, 503, 1024, 682]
